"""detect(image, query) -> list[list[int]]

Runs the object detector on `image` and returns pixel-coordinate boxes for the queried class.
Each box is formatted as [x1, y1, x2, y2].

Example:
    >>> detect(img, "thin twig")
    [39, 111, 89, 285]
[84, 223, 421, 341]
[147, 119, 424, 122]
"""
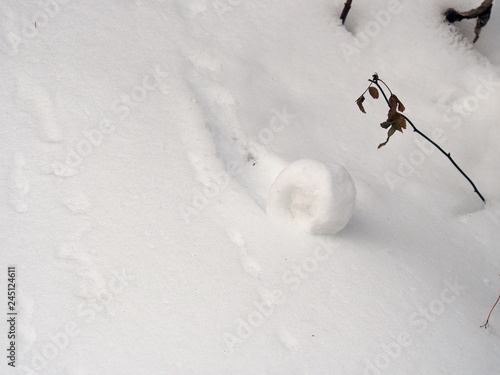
[481, 293, 500, 328]
[340, 0, 353, 24]
[369, 76, 486, 203]
[377, 79, 393, 96]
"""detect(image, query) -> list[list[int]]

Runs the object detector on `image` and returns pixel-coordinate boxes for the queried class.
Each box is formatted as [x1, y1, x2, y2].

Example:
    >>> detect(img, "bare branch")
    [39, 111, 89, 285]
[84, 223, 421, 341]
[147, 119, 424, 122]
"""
[445, 0, 494, 42]
[340, 0, 353, 25]
[358, 74, 486, 204]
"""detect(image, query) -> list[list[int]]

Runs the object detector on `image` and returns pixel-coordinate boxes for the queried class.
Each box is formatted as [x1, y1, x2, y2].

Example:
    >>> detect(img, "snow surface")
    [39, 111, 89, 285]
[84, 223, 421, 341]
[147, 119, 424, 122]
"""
[267, 159, 356, 235]
[1, 0, 500, 374]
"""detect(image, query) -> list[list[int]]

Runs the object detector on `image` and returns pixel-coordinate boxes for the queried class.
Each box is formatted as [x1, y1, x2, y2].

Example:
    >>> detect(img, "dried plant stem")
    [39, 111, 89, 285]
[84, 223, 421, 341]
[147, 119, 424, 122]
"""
[369, 77, 486, 204]
[445, 0, 494, 43]
[340, 0, 353, 24]
[481, 293, 500, 328]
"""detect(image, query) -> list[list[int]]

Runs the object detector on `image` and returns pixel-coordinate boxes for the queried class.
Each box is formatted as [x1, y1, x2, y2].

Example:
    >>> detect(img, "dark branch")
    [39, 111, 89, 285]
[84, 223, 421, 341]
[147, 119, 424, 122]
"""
[368, 75, 486, 204]
[340, 0, 353, 25]
[445, 0, 494, 43]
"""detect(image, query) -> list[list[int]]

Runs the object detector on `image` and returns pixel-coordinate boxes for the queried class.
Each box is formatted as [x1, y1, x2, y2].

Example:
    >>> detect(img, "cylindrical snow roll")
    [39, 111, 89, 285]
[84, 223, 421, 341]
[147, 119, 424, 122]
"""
[266, 159, 356, 235]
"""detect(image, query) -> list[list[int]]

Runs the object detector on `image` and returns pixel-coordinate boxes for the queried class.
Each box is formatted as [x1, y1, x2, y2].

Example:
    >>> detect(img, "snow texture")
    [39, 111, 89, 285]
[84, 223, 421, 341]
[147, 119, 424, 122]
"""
[267, 159, 356, 235]
[1, 0, 500, 374]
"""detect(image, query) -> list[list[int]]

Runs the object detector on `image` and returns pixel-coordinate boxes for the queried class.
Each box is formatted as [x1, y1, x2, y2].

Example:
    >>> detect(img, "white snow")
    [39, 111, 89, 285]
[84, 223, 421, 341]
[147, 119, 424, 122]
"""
[1, 0, 500, 374]
[267, 159, 356, 235]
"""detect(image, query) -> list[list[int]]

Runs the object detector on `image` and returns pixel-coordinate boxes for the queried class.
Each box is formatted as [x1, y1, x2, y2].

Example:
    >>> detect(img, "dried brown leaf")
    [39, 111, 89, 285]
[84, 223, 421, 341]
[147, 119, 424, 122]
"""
[356, 95, 366, 114]
[369, 86, 379, 99]
[388, 95, 398, 118]
[380, 121, 393, 129]
[394, 114, 406, 132]
[398, 101, 405, 112]
[378, 126, 396, 149]
[389, 94, 398, 109]
[378, 114, 406, 148]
